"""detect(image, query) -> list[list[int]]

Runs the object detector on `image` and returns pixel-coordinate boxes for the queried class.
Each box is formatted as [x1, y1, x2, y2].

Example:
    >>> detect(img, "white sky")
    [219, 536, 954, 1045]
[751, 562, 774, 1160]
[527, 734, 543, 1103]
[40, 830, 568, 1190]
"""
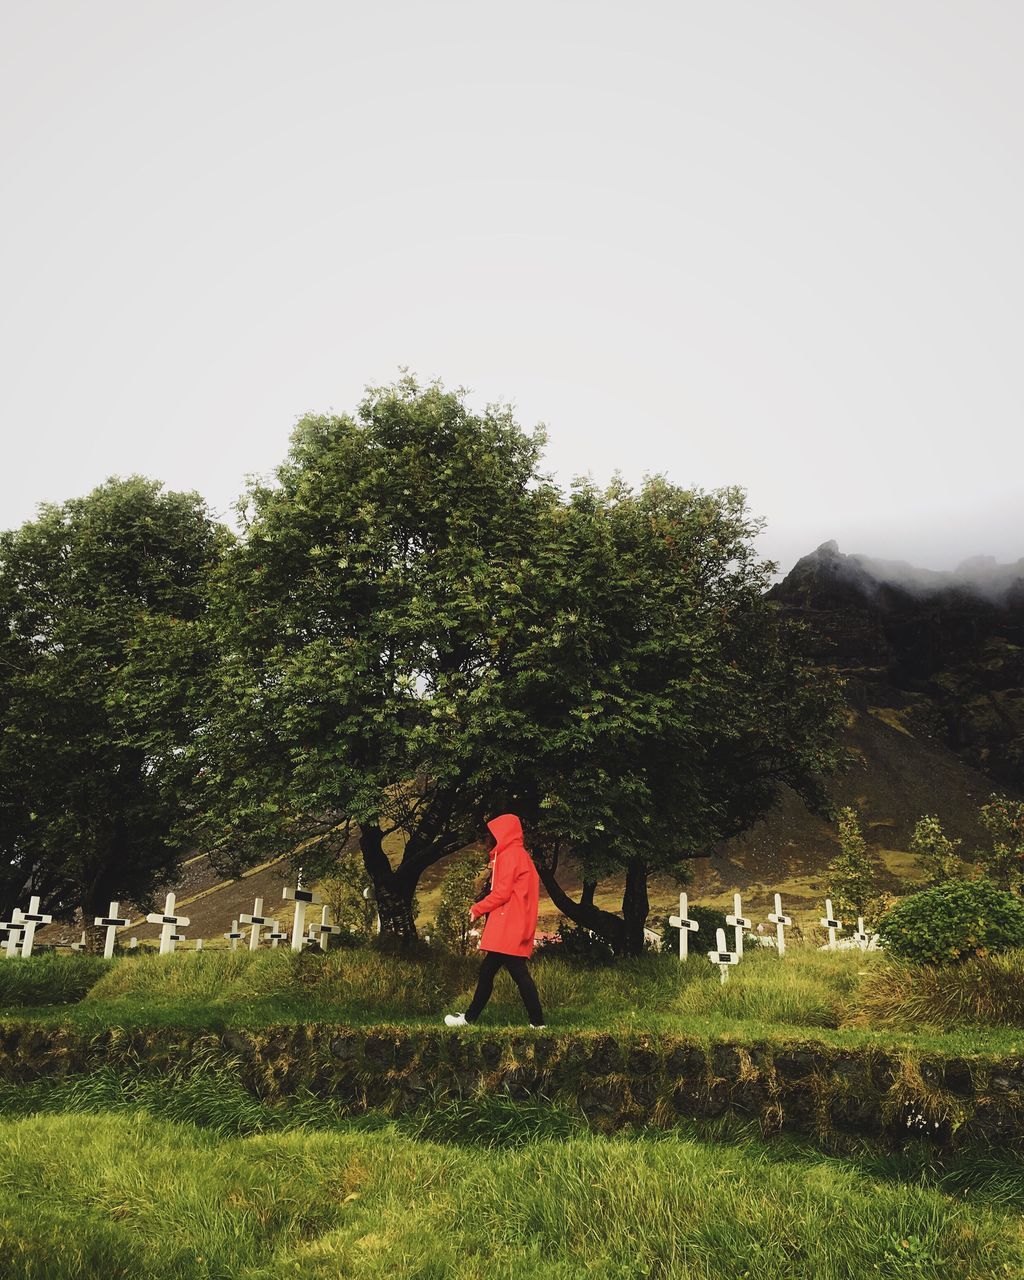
[2, 0, 1022, 575]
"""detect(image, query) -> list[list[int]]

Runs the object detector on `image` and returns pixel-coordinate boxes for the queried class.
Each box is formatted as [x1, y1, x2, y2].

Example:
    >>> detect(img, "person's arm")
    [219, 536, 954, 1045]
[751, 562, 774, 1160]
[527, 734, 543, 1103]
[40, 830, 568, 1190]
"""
[471, 850, 519, 918]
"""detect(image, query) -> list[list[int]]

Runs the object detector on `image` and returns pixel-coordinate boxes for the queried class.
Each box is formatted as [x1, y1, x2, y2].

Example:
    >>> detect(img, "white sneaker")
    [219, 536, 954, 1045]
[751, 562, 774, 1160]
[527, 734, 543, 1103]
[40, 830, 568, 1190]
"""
[444, 1013, 467, 1027]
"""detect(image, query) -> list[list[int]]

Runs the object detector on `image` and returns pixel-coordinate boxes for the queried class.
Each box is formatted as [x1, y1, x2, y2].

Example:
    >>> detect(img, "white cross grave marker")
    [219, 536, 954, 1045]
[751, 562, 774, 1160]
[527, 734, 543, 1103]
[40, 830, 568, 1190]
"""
[820, 898, 842, 950]
[283, 871, 322, 953]
[16, 896, 52, 957]
[266, 920, 286, 948]
[93, 901, 130, 959]
[308, 905, 343, 952]
[71, 931, 88, 952]
[668, 892, 699, 960]
[707, 927, 740, 984]
[1, 913, 23, 959]
[224, 920, 244, 951]
[853, 916, 870, 950]
[145, 892, 191, 955]
[240, 897, 270, 951]
[725, 893, 751, 959]
[767, 893, 793, 957]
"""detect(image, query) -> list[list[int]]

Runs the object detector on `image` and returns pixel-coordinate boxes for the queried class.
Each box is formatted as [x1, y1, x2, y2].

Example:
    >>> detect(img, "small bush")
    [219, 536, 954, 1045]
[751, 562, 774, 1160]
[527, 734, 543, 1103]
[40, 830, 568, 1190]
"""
[827, 806, 886, 926]
[540, 919, 615, 966]
[976, 794, 1024, 892]
[909, 814, 965, 887]
[876, 879, 1024, 965]
[431, 850, 488, 954]
[318, 857, 377, 942]
[655, 905, 728, 958]
[0, 953, 111, 1008]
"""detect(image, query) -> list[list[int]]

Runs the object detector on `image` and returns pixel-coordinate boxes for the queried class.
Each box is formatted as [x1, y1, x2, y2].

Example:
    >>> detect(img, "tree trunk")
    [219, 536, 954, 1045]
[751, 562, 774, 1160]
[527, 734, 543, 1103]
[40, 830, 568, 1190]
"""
[619, 858, 650, 958]
[536, 863, 626, 953]
[84, 923, 108, 955]
[374, 882, 418, 945]
[74, 906, 109, 955]
[537, 860, 650, 959]
[359, 825, 418, 948]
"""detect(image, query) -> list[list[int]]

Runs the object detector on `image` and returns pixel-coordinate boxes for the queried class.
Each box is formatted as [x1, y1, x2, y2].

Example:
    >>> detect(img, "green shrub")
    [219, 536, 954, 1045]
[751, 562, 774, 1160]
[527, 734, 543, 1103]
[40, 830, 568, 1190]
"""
[826, 806, 886, 926]
[876, 879, 1024, 965]
[318, 855, 381, 943]
[431, 850, 488, 954]
[539, 919, 615, 966]
[909, 814, 965, 886]
[977, 793, 1024, 892]
[0, 953, 111, 1007]
[655, 905, 728, 957]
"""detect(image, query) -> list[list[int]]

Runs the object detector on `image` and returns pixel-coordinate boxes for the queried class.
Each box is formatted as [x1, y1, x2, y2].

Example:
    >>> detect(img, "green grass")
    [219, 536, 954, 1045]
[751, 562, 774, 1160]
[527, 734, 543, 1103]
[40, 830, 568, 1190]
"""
[0, 1109, 1022, 1279]
[0, 952, 112, 1006]
[4, 946, 1023, 1057]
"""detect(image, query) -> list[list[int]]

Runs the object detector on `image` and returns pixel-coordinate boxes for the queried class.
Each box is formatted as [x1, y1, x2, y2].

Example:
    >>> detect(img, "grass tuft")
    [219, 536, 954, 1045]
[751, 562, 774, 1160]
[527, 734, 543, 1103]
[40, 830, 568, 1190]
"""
[854, 950, 1024, 1029]
[0, 952, 111, 1007]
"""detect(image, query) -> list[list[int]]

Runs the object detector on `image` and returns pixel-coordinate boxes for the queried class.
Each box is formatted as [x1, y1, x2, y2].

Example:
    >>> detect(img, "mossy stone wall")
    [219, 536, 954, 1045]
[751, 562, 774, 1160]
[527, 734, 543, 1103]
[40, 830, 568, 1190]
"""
[1, 1023, 1022, 1150]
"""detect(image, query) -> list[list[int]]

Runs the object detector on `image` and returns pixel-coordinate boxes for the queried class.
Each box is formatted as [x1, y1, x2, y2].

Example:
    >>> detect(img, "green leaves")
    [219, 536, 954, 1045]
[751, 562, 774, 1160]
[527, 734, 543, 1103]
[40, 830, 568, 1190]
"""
[186, 376, 553, 902]
[0, 478, 229, 915]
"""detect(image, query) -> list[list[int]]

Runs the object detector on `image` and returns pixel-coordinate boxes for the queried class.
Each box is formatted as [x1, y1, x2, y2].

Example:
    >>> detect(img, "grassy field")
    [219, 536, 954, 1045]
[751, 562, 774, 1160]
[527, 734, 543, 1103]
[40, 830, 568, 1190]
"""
[3, 949, 1024, 1276]
[1, 1104, 1024, 1279]
[3, 946, 1024, 1058]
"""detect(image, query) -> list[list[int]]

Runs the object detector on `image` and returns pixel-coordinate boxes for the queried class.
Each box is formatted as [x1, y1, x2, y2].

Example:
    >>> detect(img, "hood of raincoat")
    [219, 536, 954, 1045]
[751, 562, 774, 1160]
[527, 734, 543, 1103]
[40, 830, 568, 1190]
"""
[486, 813, 525, 862]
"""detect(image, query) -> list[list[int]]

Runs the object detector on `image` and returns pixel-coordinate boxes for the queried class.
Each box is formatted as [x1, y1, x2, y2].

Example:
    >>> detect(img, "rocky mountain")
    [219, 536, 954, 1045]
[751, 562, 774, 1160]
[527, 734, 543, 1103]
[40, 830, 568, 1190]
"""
[769, 540, 1024, 794]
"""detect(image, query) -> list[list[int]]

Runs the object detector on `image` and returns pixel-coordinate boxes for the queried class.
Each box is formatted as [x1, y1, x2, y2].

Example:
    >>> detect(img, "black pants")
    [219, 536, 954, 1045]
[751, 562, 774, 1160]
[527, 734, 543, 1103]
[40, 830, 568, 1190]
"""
[465, 951, 544, 1026]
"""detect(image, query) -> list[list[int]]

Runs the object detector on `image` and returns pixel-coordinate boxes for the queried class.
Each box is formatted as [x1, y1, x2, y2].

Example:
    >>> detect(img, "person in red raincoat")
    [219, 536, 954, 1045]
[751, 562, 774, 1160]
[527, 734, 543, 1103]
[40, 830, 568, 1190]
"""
[444, 813, 545, 1028]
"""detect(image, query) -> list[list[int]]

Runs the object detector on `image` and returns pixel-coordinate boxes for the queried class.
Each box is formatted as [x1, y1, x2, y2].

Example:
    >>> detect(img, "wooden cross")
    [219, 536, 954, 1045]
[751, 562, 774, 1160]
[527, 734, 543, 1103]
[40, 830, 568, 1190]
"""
[145, 892, 191, 955]
[71, 931, 88, 952]
[820, 898, 842, 950]
[266, 921, 286, 948]
[224, 920, 244, 951]
[239, 897, 269, 951]
[283, 871, 322, 953]
[767, 892, 792, 957]
[707, 927, 739, 984]
[853, 916, 870, 950]
[307, 906, 343, 952]
[93, 901, 131, 959]
[16, 896, 53, 958]
[1, 913, 24, 959]
[668, 892, 699, 960]
[725, 893, 751, 959]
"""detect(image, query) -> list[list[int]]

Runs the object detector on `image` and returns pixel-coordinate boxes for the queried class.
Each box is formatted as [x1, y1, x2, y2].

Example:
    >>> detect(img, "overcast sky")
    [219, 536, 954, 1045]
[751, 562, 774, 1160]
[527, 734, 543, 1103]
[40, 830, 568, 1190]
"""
[2, 1, 1021, 575]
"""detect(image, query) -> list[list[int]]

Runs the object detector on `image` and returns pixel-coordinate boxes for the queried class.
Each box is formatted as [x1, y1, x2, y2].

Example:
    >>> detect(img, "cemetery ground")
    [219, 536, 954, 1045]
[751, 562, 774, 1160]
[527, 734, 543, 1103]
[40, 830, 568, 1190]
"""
[2, 949, 1024, 1276]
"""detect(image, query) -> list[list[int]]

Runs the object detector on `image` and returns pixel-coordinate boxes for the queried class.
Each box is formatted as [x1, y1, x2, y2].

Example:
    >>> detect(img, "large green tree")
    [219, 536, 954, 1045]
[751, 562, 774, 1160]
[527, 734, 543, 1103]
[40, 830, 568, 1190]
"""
[179, 374, 556, 942]
[489, 475, 845, 955]
[0, 477, 231, 936]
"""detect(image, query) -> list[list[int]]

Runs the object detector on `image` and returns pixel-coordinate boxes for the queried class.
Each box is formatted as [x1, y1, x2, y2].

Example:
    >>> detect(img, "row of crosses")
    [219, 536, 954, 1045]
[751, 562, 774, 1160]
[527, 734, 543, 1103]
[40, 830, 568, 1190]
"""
[0, 874, 344, 958]
[668, 891, 873, 983]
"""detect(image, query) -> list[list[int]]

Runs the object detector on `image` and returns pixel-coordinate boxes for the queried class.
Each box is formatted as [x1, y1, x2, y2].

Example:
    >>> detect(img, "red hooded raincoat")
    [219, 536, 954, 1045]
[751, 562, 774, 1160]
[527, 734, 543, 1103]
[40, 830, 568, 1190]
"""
[469, 813, 540, 958]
